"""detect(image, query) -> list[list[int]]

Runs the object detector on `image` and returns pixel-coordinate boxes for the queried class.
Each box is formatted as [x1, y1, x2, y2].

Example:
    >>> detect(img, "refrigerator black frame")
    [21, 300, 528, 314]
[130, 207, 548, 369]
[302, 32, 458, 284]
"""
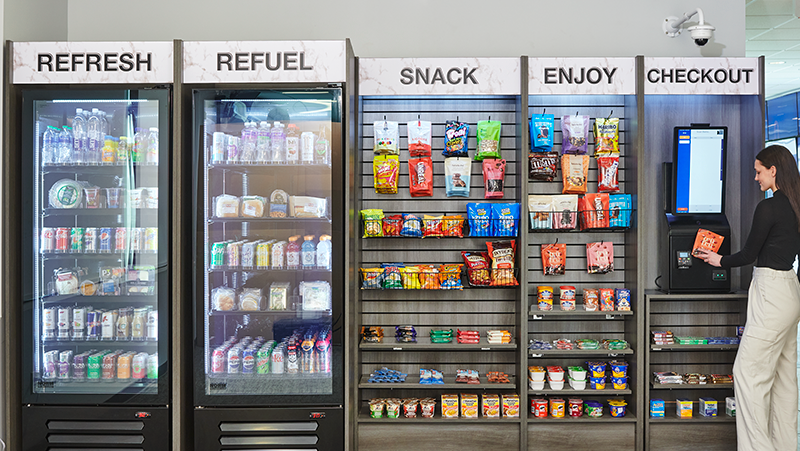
[20, 87, 172, 406]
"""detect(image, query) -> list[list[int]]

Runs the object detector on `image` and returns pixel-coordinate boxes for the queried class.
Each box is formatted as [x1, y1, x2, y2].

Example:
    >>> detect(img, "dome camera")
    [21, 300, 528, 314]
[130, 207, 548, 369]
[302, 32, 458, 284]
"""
[688, 24, 715, 46]
[663, 8, 714, 47]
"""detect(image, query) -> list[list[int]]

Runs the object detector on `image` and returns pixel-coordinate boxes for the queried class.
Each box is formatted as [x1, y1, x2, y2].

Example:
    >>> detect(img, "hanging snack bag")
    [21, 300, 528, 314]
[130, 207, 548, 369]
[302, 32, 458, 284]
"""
[462, 251, 491, 286]
[528, 195, 554, 230]
[401, 213, 423, 237]
[409, 157, 434, 197]
[383, 214, 403, 237]
[541, 243, 567, 275]
[609, 194, 632, 228]
[361, 267, 383, 289]
[594, 117, 620, 157]
[444, 120, 469, 157]
[475, 120, 502, 161]
[491, 203, 519, 237]
[361, 209, 384, 238]
[439, 264, 464, 290]
[530, 114, 555, 152]
[373, 155, 400, 194]
[561, 155, 589, 194]
[373, 120, 399, 155]
[382, 263, 404, 289]
[487, 240, 519, 286]
[580, 193, 610, 229]
[423, 215, 445, 238]
[552, 194, 579, 230]
[587, 241, 614, 274]
[408, 120, 432, 157]
[483, 159, 506, 199]
[529, 151, 559, 181]
[598, 156, 620, 192]
[442, 215, 465, 238]
[692, 228, 725, 256]
[418, 265, 440, 290]
[467, 203, 492, 237]
[561, 115, 590, 155]
[445, 157, 471, 198]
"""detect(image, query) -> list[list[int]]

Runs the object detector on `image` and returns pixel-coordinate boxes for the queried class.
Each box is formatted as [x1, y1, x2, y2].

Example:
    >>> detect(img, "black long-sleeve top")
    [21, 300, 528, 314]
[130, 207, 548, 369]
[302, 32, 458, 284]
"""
[720, 190, 800, 269]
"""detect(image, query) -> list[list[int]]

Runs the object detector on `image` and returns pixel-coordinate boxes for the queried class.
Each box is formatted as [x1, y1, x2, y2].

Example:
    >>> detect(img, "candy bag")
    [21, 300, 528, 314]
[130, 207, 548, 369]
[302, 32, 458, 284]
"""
[442, 215, 465, 238]
[423, 215, 445, 238]
[401, 213, 423, 237]
[541, 243, 566, 275]
[373, 120, 399, 155]
[444, 120, 469, 157]
[530, 114, 555, 151]
[598, 156, 620, 192]
[609, 194, 632, 228]
[587, 241, 614, 274]
[483, 159, 506, 199]
[361, 209, 384, 237]
[462, 251, 491, 286]
[383, 214, 403, 237]
[374, 155, 400, 194]
[580, 193, 610, 229]
[475, 120, 502, 161]
[594, 117, 620, 157]
[445, 157, 471, 197]
[487, 240, 518, 286]
[561, 115, 590, 155]
[561, 155, 589, 194]
[407, 120, 432, 157]
[409, 157, 433, 197]
[491, 203, 519, 237]
[693, 228, 724, 256]
[552, 195, 578, 230]
[467, 203, 492, 237]
[528, 195, 553, 230]
[418, 265, 440, 290]
[529, 151, 559, 181]
[439, 264, 464, 290]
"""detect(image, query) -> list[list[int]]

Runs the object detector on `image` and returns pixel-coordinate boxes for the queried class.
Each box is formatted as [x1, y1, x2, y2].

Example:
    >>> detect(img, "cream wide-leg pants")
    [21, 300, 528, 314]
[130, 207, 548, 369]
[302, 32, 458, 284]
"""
[734, 267, 800, 451]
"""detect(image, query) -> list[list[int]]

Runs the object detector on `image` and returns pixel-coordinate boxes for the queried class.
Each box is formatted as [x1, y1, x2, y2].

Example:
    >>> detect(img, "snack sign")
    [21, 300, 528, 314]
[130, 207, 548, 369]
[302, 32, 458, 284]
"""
[529, 58, 636, 95]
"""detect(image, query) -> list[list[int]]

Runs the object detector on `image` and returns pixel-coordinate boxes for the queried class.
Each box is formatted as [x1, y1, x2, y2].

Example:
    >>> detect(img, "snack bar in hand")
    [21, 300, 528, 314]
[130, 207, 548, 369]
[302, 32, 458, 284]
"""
[692, 228, 724, 256]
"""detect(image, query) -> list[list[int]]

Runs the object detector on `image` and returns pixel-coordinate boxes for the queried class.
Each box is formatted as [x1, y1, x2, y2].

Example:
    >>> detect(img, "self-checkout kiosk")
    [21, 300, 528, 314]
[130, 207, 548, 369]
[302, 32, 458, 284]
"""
[662, 125, 731, 293]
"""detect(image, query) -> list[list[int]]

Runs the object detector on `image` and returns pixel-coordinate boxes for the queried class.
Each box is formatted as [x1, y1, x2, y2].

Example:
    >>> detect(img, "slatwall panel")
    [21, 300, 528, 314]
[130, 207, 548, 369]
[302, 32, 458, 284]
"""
[357, 96, 522, 421]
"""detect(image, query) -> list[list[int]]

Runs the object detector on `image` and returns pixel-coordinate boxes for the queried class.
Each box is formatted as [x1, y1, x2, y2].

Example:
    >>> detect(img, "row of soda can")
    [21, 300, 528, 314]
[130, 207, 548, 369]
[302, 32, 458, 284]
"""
[41, 227, 158, 254]
[211, 329, 332, 375]
[210, 237, 332, 271]
[44, 306, 158, 342]
[43, 349, 158, 382]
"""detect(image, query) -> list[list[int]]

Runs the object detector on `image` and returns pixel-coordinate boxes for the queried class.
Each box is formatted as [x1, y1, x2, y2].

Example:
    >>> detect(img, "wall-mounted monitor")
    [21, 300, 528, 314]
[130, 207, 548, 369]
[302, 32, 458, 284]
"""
[672, 125, 727, 215]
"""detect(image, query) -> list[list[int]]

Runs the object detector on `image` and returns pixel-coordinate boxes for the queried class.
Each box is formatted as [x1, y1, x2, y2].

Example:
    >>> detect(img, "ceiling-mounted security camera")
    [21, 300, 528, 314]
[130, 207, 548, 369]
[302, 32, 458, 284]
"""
[663, 8, 715, 47]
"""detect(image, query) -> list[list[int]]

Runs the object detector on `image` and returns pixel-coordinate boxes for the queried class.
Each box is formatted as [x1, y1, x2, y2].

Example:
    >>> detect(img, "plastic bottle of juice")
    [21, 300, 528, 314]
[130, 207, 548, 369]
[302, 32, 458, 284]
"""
[101, 136, 116, 165]
[256, 121, 271, 163]
[117, 136, 129, 164]
[132, 128, 146, 163]
[285, 124, 300, 163]
[146, 127, 159, 165]
[301, 235, 316, 268]
[286, 236, 301, 269]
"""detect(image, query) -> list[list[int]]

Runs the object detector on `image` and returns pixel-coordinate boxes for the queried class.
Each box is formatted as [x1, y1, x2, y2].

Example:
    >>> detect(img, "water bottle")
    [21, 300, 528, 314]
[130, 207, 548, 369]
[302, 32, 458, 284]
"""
[270, 122, 286, 163]
[86, 108, 101, 165]
[240, 122, 257, 163]
[146, 127, 159, 165]
[256, 121, 271, 163]
[59, 126, 74, 165]
[72, 108, 86, 163]
[42, 125, 57, 165]
[99, 111, 109, 138]
[132, 128, 146, 163]
[314, 125, 330, 165]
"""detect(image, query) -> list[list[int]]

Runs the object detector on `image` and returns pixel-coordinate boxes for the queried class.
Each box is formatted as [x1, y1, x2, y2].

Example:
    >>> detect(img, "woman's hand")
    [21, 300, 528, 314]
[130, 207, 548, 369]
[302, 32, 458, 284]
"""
[694, 249, 722, 267]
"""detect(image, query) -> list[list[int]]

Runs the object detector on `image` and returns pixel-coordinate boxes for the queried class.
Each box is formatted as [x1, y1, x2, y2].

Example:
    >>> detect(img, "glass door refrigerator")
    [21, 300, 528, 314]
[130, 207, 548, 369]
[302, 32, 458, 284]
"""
[192, 88, 346, 449]
[13, 86, 172, 450]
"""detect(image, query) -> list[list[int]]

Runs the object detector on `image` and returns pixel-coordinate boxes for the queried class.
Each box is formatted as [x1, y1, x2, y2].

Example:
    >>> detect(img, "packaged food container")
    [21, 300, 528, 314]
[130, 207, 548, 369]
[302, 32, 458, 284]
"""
[676, 398, 693, 418]
[568, 398, 584, 417]
[587, 361, 607, 378]
[612, 377, 628, 390]
[550, 398, 566, 418]
[699, 397, 717, 417]
[650, 398, 665, 418]
[589, 376, 606, 390]
[529, 365, 546, 381]
[531, 398, 548, 417]
[548, 377, 564, 390]
[568, 375, 586, 390]
[609, 400, 627, 417]
[568, 366, 587, 381]
[609, 360, 628, 378]
[529, 378, 545, 390]
[547, 366, 564, 381]
[585, 400, 603, 417]
[559, 285, 576, 310]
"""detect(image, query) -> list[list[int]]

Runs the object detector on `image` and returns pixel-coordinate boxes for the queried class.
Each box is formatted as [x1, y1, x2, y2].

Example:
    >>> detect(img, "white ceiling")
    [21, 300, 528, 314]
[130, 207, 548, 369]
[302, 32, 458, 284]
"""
[746, 0, 800, 98]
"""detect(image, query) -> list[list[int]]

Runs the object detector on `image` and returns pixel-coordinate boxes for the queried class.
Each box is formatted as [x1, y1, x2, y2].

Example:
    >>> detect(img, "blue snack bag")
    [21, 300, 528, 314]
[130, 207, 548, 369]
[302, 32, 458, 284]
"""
[445, 157, 471, 197]
[443, 120, 469, 157]
[467, 203, 492, 237]
[609, 194, 632, 228]
[491, 203, 520, 237]
[530, 114, 555, 151]
[401, 214, 423, 237]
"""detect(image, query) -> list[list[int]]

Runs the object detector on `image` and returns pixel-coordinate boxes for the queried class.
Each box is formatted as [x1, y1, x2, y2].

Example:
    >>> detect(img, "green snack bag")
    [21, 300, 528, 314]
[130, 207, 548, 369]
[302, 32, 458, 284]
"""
[475, 120, 502, 161]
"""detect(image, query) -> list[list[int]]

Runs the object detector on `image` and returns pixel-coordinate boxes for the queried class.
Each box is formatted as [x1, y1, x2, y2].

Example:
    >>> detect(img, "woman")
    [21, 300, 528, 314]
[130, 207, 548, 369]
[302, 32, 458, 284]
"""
[696, 145, 800, 451]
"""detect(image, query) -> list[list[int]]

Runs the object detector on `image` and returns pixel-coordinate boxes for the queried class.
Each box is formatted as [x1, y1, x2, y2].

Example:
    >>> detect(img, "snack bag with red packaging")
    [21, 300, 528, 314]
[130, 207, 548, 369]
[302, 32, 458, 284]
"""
[382, 214, 403, 237]
[692, 228, 725, 256]
[483, 159, 506, 199]
[597, 156, 620, 192]
[580, 193, 610, 229]
[423, 215, 444, 238]
[586, 241, 614, 274]
[442, 215, 464, 238]
[409, 157, 433, 197]
[541, 243, 566, 275]
[418, 265, 440, 290]
[561, 155, 589, 194]
[462, 251, 491, 286]
[487, 240, 519, 286]
[407, 120, 432, 157]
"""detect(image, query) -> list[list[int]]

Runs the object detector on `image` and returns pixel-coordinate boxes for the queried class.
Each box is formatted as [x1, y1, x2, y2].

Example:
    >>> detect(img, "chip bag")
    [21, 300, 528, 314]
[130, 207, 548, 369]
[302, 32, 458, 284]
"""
[444, 120, 469, 157]
[483, 159, 506, 199]
[373, 120, 399, 155]
[475, 120, 502, 161]
[561, 115, 590, 155]
[529, 151, 559, 181]
[418, 265, 440, 290]
[382, 263, 404, 289]
[442, 215, 465, 238]
[462, 251, 491, 286]
[407, 120, 432, 157]
[594, 117, 620, 157]
[373, 155, 399, 194]
[361, 209, 384, 237]
[528, 195, 553, 230]
[541, 243, 566, 275]
[580, 193, 610, 229]
[423, 215, 445, 238]
[598, 156, 620, 192]
[383, 214, 403, 237]
[401, 266, 422, 289]
[587, 241, 614, 274]
[401, 213, 423, 237]
[409, 157, 433, 197]
[445, 157, 471, 197]
[361, 267, 383, 289]
[552, 195, 578, 230]
[439, 264, 464, 290]
[487, 240, 518, 286]
[467, 203, 492, 237]
[609, 194, 632, 228]
[530, 114, 555, 152]
[693, 228, 724, 256]
[561, 155, 589, 194]
[491, 203, 519, 237]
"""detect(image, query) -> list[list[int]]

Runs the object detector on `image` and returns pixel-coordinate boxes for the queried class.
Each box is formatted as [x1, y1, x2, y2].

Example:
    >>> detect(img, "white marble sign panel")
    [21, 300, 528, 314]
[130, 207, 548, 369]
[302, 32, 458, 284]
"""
[529, 58, 636, 95]
[645, 58, 759, 95]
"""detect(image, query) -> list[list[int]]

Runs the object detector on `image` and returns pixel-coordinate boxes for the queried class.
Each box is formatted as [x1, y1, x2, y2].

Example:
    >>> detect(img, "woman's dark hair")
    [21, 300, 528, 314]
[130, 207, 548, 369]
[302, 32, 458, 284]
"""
[756, 145, 800, 232]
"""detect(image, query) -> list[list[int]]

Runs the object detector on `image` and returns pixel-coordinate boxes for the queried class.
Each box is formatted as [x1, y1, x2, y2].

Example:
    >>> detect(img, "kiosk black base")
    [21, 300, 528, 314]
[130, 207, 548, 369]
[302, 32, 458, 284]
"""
[662, 213, 732, 293]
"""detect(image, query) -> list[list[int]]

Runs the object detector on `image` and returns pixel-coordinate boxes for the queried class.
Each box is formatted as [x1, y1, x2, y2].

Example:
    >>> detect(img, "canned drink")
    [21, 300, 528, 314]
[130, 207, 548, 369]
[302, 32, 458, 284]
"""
[256, 348, 271, 374]
[72, 353, 87, 382]
[114, 227, 127, 253]
[102, 352, 118, 381]
[70, 227, 84, 253]
[129, 227, 142, 252]
[211, 242, 226, 267]
[226, 242, 241, 268]
[227, 347, 242, 374]
[101, 310, 117, 341]
[58, 350, 73, 380]
[99, 228, 113, 253]
[40, 228, 55, 252]
[117, 353, 132, 380]
[241, 241, 257, 269]
[71, 307, 87, 340]
[211, 348, 226, 373]
[256, 242, 270, 269]
[87, 353, 103, 381]
[146, 310, 158, 341]
[242, 348, 256, 374]
[226, 134, 240, 162]
[86, 311, 99, 340]
[301, 132, 315, 164]
[83, 227, 98, 253]
[271, 344, 285, 374]
[144, 228, 158, 253]
[42, 308, 56, 340]
[43, 350, 59, 381]
[56, 306, 72, 341]
[286, 340, 298, 374]
[212, 132, 226, 163]
[132, 352, 147, 379]
[55, 228, 69, 253]
[147, 353, 158, 380]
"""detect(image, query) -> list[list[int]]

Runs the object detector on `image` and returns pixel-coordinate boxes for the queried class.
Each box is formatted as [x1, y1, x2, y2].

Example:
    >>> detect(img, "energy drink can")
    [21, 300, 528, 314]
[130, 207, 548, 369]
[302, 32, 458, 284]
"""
[114, 227, 127, 253]
[129, 227, 142, 252]
[241, 348, 256, 374]
[87, 353, 103, 381]
[210, 242, 226, 267]
[227, 347, 242, 374]
[55, 228, 69, 253]
[211, 348, 226, 373]
[86, 311, 99, 341]
[58, 350, 73, 380]
[56, 306, 72, 341]
[83, 227, 98, 253]
[102, 352, 118, 381]
[117, 353, 132, 380]
[71, 307, 87, 340]
[40, 227, 55, 252]
[72, 353, 87, 382]
[147, 353, 158, 380]
[43, 350, 59, 381]
[70, 227, 84, 253]
[132, 352, 147, 379]
[286, 339, 298, 374]
[144, 228, 158, 253]
[42, 308, 56, 340]
[99, 228, 113, 253]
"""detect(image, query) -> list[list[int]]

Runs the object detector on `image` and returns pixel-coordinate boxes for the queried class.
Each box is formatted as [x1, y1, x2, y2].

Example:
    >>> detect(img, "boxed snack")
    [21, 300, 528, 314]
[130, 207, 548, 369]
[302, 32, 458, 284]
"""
[700, 397, 718, 417]
[676, 398, 693, 418]
[269, 190, 289, 218]
[726, 397, 736, 417]
[240, 195, 265, 218]
[460, 393, 479, 418]
[215, 194, 240, 218]
[441, 394, 460, 418]
[502, 394, 520, 418]
[650, 399, 665, 418]
[482, 394, 501, 418]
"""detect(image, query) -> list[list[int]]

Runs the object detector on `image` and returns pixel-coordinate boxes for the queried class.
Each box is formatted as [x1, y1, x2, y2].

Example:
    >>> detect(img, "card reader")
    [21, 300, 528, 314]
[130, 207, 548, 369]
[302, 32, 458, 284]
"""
[676, 251, 692, 269]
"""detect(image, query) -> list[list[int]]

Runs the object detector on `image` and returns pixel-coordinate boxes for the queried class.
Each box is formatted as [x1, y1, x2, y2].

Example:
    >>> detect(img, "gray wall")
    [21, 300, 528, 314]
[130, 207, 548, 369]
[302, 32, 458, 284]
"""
[4, 0, 66, 41]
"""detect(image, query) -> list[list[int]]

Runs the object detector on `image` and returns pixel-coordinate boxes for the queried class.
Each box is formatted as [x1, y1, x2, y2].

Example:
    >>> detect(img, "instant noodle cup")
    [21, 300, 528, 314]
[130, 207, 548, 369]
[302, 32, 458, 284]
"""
[537, 286, 554, 311]
[584, 400, 603, 417]
[583, 289, 599, 311]
[550, 398, 566, 418]
[569, 398, 584, 417]
[531, 398, 548, 417]
[693, 228, 724, 256]
[608, 400, 627, 417]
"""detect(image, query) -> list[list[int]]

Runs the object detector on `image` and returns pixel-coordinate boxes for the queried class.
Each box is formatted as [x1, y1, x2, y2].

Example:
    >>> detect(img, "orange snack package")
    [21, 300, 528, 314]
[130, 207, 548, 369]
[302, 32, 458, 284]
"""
[442, 394, 460, 418]
[693, 228, 724, 256]
[542, 243, 566, 275]
[561, 155, 589, 194]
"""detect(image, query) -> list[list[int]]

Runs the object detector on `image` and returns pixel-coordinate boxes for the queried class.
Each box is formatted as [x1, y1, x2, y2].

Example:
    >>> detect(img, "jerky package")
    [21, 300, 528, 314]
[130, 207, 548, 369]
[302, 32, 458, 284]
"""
[530, 114, 555, 151]
[594, 117, 620, 156]
[475, 120, 502, 161]
[586, 241, 614, 274]
[373, 120, 400, 155]
[529, 151, 559, 181]
[409, 157, 433, 197]
[483, 159, 506, 199]
[541, 243, 566, 275]
[407, 120, 432, 157]
[561, 115, 590, 155]
[443, 120, 469, 157]
[445, 157, 471, 198]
